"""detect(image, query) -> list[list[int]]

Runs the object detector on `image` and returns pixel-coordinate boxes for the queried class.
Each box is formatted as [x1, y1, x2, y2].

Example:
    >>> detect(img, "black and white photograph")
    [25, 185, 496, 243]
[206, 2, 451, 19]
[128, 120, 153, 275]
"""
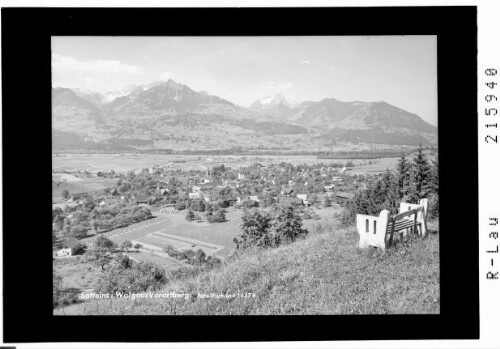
[2, 4, 487, 345]
[51, 35, 440, 315]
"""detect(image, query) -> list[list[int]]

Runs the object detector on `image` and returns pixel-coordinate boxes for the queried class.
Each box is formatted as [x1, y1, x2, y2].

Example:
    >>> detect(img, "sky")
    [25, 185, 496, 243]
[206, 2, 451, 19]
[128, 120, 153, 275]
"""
[52, 36, 437, 126]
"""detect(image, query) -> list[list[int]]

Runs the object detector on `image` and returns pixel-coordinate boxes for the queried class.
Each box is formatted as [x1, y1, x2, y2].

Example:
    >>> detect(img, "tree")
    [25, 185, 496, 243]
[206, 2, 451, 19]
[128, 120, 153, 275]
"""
[234, 209, 274, 249]
[86, 249, 112, 270]
[428, 153, 439, 218]
[93, 235, 117, 251]
[53, 207, 63, 219]
[133, 243, 143, 252]
[209, 208, 227, 223]
[272, 204, 308, 245]
[339, 173, 400, 227]
[396, 154, 411, 199]
[61, 189, 70, 199]
[121, 240, 133, 252]
[115, 253, 133, 269]
[429, 153, 439, 194]
[408, 143, 433, 202]
[118, 182, 131, 193]
[190, 199, 206, 212]
[381, 170, 400, 214]
[194, 249, 206, 265]
[185, 209, 195, 221]
[70, 225, 88, 239]
[322, 195, 331, 208]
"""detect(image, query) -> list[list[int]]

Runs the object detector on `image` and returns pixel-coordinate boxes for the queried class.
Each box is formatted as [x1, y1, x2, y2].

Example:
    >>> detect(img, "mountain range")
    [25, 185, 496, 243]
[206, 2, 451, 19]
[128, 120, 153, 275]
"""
[52, 79, 437, 151]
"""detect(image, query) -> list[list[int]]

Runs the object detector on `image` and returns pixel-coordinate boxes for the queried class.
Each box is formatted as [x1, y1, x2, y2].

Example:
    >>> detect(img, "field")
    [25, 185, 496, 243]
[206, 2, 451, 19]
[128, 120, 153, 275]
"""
[349, 152, 436, 175]
[96, 208, 243, 258]
[91, 218, 176, 245]
[136, 232, 224, 255]
[125, 251, 184, 271]
[80, 206, 342, 261]
[52, 177, 117, 201]
[54, 259, 102, 292]
[52, 153, 403, 174]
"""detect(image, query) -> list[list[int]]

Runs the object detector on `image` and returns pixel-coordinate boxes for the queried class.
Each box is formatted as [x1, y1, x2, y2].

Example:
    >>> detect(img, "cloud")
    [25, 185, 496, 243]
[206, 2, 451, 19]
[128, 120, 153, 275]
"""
[278, 82, 293, 91]
[265, 80, 293, 91]
[300, 60, 311, 65]
[52, 54, 143, 75]
[265, 81, 276, 89]
[83, 77, 102, 85]
[160, 72, 173, 81]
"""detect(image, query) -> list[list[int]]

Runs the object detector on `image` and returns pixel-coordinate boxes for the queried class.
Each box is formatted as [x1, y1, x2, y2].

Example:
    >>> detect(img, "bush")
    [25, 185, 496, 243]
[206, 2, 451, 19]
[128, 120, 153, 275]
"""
[208, 209, 227, 223]
[96, 261, 168, 294]
[234, 205, 308, 250]
[185, 210, 195, 221]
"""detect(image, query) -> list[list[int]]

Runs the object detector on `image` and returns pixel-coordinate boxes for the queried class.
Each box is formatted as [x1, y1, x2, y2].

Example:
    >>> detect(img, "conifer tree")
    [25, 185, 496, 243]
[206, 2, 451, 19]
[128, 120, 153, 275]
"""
[382, 170, 400, 214]
[430, 153, 439, 194]
[408, 143, 433, 202]
[428, 153, 439, 217]
[396, 154, 411, 199]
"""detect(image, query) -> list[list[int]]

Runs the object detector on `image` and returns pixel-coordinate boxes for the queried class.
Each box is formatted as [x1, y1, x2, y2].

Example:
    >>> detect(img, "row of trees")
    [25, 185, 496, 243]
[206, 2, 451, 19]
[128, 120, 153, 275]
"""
[340, 144, 438, 226]
[162, 245, 222, 267]
[53, 202, 152, 241]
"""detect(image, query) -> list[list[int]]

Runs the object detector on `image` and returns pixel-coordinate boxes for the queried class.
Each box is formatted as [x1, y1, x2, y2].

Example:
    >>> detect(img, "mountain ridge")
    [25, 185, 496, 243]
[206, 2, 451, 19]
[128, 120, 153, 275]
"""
[52, 79, 437, 150]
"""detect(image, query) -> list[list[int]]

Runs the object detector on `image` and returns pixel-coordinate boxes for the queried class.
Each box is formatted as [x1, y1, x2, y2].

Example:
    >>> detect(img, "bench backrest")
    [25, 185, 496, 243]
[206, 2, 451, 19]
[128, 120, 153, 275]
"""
[356, 209, 390, 250]
[399, 198, 428, 223]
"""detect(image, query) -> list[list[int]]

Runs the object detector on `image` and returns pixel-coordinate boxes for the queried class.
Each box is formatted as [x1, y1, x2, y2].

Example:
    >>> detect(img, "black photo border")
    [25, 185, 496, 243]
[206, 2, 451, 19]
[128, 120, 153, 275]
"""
[2, 6, 478, 343]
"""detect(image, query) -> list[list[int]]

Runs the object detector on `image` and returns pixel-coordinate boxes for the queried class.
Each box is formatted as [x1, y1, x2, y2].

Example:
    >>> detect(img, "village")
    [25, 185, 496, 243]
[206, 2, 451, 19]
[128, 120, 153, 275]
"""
[51, 157, 389, 295]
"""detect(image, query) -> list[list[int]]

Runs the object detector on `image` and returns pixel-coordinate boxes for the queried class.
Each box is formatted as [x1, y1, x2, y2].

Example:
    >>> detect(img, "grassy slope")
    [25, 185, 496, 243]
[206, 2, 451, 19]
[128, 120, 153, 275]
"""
[55, 220, 439, 315]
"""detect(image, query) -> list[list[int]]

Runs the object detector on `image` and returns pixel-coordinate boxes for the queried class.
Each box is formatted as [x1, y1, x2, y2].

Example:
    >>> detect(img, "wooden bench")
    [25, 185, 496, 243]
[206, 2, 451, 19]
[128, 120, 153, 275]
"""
[356, 199, 428, 251]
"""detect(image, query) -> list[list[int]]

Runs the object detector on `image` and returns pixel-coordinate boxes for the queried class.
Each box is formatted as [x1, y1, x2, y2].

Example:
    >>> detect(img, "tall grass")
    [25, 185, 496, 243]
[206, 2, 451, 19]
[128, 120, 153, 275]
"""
[55, 219, 439, 315]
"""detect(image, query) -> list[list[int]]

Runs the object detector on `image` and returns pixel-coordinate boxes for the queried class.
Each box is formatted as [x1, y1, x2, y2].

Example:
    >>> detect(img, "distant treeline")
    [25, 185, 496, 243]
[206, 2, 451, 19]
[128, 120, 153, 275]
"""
[52, 130, 134, 152]
[163, 115, 308, 135]
[102, 138, 154, 147]
[234, 119, 308, 135]
[323, 129, 432, 146]
[317, 150, 411, 159]
[53, 129, 436, 158]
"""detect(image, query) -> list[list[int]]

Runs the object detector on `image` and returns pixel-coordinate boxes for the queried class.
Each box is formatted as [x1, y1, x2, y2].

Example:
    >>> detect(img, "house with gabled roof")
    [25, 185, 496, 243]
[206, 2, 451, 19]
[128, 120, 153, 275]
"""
[56, 237, 83, 257]
[133, 193, 151, 204]
[278, 196, 303, 206]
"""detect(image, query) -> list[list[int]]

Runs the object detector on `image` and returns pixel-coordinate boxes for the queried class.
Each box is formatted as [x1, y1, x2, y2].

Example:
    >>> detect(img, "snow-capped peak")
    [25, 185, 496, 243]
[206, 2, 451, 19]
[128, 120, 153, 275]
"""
[253, 94, 297, 108]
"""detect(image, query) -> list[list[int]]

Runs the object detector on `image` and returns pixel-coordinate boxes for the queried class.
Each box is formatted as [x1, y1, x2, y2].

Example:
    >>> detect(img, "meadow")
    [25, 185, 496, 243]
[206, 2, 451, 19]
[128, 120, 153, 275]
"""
[52, 177, 117, 201]
[125, 251, 184, 270]
[54, 219, 440, 315]
[54, 258, 101, 292]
